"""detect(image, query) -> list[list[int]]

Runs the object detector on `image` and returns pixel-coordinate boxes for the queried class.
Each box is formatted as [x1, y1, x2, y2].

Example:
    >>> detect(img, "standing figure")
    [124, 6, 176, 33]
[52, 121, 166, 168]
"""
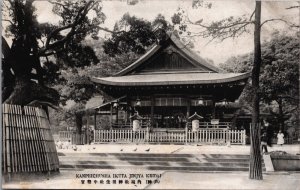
[261, 132, 268, 154]
[277, 130, 284, 146]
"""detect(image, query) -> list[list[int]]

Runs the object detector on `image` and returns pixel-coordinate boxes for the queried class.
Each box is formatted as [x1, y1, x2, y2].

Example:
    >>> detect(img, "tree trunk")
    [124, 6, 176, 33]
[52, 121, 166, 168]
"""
[4, 76, 33, 105]
[298, 8, 300, 140]
[75, 113, 83, 134]
[249, 1, 263, 180]
[278, 99, 284, 131]
[4, 75, 59, 106]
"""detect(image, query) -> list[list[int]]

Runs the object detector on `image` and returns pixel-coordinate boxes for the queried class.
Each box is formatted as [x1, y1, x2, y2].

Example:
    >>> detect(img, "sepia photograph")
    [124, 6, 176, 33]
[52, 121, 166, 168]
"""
[1, 0, 300, 189]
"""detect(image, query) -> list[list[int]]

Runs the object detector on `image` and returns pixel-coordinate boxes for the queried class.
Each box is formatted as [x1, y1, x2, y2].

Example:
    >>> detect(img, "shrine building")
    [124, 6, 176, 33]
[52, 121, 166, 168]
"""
[90, 33, 250, 130]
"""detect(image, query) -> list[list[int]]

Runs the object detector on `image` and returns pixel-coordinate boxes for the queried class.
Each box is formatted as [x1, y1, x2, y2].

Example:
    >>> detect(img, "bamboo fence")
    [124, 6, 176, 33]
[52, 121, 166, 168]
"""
[2, 104, 59, 174]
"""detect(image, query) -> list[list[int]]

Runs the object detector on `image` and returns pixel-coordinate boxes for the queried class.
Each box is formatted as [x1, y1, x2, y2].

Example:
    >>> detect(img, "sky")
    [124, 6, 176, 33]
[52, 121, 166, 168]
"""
[6, 0, 300, 65]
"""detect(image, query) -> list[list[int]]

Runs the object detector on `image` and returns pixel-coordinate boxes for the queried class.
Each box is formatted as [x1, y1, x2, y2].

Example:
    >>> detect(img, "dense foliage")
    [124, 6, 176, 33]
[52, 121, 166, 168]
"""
[220, 32, 299, 130]
[2, 0, 105, 107]
[103, 13, 171, 56]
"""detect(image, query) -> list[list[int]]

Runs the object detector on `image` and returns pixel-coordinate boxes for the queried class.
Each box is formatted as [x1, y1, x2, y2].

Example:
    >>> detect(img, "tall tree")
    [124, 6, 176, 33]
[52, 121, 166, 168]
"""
[172, 0, 299, 179]
[103, 13, 172, 57]
[249, 2, 263, 179]
[220, 32, 299, 133]
[259, 32, 299, 131]
[2, 0, 105, 107]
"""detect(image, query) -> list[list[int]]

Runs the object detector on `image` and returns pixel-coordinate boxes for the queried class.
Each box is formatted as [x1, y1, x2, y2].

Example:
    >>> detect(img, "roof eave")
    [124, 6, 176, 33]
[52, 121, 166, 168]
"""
[91, 72, 251, 87]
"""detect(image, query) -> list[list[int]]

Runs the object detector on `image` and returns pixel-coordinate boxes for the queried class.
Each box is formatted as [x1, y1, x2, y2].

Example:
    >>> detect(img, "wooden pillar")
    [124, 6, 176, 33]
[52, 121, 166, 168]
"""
[186, 97, 191, 128]
[116, 104, 119, 127]
[86, 114, 89, 144]
[94, 112, 97, 130]
[186, 97, 191, 118]
[86, 115, 88, 129]
[150, 96, 155, 127]
[126, 97, 131, 125]
[212, 99, 216, 119]
[110, 104, 113, 129]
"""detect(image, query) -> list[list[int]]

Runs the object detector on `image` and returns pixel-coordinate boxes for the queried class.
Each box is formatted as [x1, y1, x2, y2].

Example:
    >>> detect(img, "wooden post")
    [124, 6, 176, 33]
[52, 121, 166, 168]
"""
[186, 97, 191, 131]
[86, 115, 89, 145]
[116, 104, 119, 127]
[243, 129, 246, 145]
[110, 104, 113, 129]
[146, 127, 149, 143]
[212, 99, 216, 119]
[186, 97, 191, 118]
[226, 128, 231, 146]
[150, 96, 155, 128]
[125, 97, 130, 126]
[185, 124, 188, 145]
[94, 112, 97, 130]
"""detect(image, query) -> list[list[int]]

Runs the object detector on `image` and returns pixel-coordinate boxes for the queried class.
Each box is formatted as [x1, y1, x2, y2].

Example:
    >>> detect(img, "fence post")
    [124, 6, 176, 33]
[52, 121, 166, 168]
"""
[185, 125, 188, 145]
[93, 129, 96, 144]
[243, 129, 246, 145]
[226, 129, 231, 146]
[146, 127, 149, 144]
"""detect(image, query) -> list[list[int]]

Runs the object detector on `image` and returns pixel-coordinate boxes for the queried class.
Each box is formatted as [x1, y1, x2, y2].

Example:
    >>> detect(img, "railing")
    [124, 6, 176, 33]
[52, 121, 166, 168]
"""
[58, 131, 91, 145]
[111, 122, 149, 128]
[187, 122, 232, 128]
[109, 122, 232, 128]
[94, 128, 246, 145]
[148, 129, 186, 143]
[59, 131, 73, 141]
[94, 130, 147, 143]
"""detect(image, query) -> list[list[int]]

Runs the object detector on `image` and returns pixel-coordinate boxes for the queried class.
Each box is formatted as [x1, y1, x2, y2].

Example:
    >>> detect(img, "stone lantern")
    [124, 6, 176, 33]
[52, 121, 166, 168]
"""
[130, 112, 143, 132]
[188, 112, 203, 132]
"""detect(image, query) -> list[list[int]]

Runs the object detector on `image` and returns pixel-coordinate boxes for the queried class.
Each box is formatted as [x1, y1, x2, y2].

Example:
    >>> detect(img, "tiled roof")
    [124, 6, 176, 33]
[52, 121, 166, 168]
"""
[115, 33, 222, 76]
[91, 72, 250, 86]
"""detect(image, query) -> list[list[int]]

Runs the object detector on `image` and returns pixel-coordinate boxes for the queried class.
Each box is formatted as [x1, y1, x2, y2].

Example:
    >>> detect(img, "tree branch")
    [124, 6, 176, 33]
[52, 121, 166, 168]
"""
[2, 19, 14, 25]
[261, 18, 299, 28]
[249, 9, 255, 21]
[186, 15, 254, 30]
[39, 48, 65, 57]
[27, 100, 61, 110]
[47, 1, 69, 11]
[278, 95, 299, 101]
[2, 37, 11, 58]
[286, 5, 300, 9]
[283, 107, 298, 115]
[39, 1, 95, 56]
[98, 26, 122, 34]
[44, 24, 73, 48]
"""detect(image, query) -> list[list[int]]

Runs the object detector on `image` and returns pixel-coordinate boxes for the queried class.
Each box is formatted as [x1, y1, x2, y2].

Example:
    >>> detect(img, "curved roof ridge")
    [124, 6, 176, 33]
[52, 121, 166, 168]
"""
[168, 33, 223, 73]
[114, 32, 225, 76]
[114, 44, 161, 76]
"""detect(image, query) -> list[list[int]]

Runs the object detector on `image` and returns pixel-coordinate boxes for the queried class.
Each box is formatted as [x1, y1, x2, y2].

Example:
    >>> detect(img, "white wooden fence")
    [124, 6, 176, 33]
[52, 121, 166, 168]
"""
[94, 128, 246, 145]
[94, 129, 147, 143]
[58, 131, 91, 145]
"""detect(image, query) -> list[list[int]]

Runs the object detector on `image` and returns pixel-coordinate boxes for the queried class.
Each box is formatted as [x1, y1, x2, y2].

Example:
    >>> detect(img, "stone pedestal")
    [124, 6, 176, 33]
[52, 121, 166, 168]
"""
[133, 119, 141, 131]
[192, 119, 199, 132]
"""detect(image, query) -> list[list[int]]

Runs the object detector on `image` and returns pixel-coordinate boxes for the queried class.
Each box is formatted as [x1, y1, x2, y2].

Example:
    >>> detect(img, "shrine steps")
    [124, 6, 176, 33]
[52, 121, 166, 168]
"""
[58, 153, 266, 172]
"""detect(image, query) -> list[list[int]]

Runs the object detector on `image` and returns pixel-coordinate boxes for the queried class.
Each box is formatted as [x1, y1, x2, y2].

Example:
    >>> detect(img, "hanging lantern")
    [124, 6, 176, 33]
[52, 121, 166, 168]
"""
[221, 99, 228, 105]
[113, 102, 119, 108]
[135, 99, 141, 107]
[197, 97, 204, 105]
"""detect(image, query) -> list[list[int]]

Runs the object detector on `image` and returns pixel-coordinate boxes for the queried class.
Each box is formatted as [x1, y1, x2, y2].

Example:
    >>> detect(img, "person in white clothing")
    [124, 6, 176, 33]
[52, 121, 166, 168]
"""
[277, 130, 284, 146]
